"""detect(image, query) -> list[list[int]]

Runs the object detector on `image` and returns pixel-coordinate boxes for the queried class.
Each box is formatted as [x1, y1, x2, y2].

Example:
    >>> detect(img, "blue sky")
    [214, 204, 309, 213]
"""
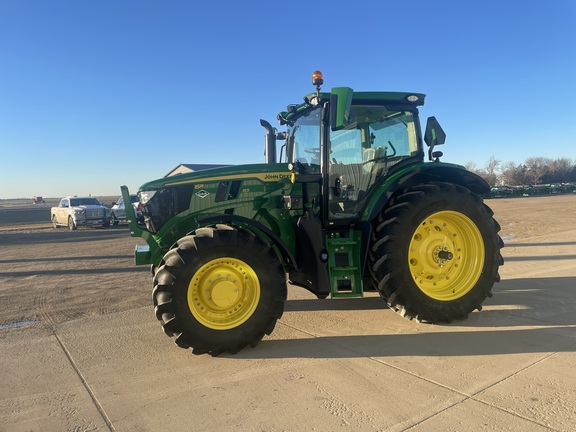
[1, 0, 575, 199]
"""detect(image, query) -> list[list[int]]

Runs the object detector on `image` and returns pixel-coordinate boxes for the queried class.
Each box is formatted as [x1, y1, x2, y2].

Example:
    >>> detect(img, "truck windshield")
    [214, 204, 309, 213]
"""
[70, 198, 101, 206]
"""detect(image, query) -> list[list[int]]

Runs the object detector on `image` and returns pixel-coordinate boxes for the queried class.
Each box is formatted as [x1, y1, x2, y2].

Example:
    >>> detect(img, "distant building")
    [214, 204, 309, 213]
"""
[165, 164, 232, 177]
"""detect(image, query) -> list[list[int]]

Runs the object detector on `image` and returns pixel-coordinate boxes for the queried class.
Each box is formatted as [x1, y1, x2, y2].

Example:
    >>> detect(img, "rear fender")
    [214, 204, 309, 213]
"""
[363, 164, 490, 222]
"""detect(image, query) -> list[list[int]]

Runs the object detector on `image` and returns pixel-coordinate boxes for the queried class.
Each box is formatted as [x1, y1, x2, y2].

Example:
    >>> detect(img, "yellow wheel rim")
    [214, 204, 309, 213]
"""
[408, 211, 484, 301]
[188, 257, 260, 330]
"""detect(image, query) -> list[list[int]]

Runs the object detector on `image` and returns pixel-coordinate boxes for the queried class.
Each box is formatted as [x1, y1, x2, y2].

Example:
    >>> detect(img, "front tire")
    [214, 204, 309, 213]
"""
[153, 225, 287, 355]
[369, 182, 503, 322]
[68, 216, 77, 230]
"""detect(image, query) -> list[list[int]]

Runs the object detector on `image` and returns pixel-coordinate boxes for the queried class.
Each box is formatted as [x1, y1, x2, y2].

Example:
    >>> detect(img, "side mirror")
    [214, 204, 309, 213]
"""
[424, 116, 446, 162]
[424, 117, 446, 147]
[424, 116, 446, 147]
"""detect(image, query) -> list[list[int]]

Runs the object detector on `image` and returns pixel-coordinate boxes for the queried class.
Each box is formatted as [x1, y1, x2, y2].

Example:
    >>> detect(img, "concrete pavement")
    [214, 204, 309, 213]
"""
[1, 230, 575, 431]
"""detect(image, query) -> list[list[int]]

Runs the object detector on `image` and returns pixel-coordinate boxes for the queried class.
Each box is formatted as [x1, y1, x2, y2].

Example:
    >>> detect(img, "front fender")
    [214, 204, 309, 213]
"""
[195, 214, 296, 269]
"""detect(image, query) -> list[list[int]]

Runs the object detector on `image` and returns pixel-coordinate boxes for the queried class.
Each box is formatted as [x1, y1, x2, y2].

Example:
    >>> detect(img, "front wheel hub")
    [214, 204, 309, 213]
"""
[188, 258, 260, 330]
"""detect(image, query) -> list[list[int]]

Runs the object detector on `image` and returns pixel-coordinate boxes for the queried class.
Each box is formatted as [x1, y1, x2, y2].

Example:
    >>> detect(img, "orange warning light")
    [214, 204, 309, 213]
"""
[312, 70, 324, 87]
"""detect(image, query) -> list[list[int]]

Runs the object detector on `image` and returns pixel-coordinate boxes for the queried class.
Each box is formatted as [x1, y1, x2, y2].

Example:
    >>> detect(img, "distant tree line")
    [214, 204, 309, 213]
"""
[465, 156, 576, 188]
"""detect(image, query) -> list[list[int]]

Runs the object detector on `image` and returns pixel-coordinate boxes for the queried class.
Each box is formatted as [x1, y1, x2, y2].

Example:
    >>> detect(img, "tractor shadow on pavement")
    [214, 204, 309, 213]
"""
[249, 276, 576, 359]
[238, 326, 576, 359]
[286, 276, 576, 326]
[285, 295, 386, 312]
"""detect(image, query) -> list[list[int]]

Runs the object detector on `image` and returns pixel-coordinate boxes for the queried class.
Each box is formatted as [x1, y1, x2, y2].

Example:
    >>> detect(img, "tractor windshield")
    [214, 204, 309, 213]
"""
[328, 106, 419, 219]
[286, 107, 322, 172]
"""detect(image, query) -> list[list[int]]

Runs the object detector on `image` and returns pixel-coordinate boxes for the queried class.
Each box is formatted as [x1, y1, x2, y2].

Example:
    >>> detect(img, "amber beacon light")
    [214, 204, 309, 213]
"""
[312, 70, 324, 86]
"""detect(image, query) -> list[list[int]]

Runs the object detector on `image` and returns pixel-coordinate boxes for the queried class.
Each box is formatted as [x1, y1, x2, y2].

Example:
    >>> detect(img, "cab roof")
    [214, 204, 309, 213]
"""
[278, 89, 426, 125]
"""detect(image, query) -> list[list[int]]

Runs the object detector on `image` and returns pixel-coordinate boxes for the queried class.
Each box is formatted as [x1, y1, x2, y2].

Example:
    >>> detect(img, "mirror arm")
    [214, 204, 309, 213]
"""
[428, 143, 435, 161]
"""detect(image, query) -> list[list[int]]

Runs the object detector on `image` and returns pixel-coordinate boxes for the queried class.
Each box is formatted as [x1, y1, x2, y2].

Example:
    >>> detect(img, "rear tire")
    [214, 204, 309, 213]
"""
[52, 215, 60, 229]
[153, 225, 287, 355]
[369, 182, 503, 322]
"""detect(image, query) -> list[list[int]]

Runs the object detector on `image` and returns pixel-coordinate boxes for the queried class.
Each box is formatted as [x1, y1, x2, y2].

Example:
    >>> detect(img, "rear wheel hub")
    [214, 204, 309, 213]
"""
[408, 210, 484, 301]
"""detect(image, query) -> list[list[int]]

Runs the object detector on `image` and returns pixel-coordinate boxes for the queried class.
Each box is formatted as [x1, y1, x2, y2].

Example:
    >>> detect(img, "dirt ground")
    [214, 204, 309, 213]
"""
[0, 225, 150, 327]
[0, 194, 575, 330]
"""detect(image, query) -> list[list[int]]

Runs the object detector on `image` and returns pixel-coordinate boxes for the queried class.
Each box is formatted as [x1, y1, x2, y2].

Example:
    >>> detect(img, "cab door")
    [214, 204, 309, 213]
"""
[325, 105, 421, 225]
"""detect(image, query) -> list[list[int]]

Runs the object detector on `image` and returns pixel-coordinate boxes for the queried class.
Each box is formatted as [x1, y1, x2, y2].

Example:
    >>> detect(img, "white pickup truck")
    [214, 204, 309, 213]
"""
[51, 196, 111, 230]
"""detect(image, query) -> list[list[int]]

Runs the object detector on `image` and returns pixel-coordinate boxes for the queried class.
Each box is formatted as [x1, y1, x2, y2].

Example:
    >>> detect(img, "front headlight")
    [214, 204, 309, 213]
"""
[73, 209, 85, 215]
[139, 190, 157, 205]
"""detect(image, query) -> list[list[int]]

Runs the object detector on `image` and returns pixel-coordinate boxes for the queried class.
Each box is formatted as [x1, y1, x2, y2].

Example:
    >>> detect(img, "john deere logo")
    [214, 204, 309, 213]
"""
[195, 190, 210, 199]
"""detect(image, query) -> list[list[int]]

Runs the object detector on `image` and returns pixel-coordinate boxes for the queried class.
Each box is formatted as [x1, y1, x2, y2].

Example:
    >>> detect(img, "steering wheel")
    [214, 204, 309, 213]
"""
[304, 148, 320, 156]
[362, 141, 397, 164]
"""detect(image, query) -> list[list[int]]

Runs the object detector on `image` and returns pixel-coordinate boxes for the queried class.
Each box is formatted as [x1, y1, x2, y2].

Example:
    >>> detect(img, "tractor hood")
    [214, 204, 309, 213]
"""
[122, 162, 294, 258]
[137, 163, 292, 192]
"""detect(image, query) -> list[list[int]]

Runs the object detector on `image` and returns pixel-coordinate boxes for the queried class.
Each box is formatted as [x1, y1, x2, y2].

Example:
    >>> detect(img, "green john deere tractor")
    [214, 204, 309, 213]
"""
[121, 71, 504, 356]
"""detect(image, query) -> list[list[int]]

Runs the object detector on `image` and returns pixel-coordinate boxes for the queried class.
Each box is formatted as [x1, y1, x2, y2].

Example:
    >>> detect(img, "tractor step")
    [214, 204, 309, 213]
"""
[326, 230, 364, 298]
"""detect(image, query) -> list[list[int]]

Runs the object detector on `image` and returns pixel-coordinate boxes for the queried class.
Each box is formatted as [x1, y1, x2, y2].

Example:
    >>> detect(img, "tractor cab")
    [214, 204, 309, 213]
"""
[271, 71, 430, 224]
